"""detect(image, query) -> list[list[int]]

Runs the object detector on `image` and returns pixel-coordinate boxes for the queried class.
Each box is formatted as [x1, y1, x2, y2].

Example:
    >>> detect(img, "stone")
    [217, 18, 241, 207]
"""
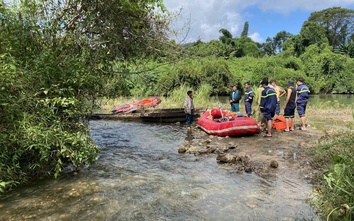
[216, 153, 236, 163]
[178, 145, 187, 153]
[206, 147, 216, 153]
[244, 167, 253, 173]
[270, 160, 279, 168]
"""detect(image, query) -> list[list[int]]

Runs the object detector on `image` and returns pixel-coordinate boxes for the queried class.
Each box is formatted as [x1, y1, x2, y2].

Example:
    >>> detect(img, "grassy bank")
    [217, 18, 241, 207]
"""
[308, 128, 354, 221]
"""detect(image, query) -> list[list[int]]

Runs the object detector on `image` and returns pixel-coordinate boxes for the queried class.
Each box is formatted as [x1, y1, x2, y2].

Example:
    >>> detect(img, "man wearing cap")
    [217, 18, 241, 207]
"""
[283, 80, 296, 131]
[260, 78, 277, 137]
[229, 85, 241, 113]
[244, 82, 254, 117]
[270, 80, 286, 115]
[296, 78, 310, 130]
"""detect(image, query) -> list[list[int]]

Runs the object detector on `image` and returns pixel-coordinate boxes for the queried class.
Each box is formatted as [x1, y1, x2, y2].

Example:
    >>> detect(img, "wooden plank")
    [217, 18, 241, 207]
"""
[88, 108, 204, 123]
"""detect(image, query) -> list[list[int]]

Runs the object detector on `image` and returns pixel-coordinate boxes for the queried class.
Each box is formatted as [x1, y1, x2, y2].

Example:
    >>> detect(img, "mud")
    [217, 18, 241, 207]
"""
[179, 124, 325, 180]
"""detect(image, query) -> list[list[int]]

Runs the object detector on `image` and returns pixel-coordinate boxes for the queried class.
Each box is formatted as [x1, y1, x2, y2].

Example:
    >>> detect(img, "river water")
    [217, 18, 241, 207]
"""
[0, 119, 319, 221]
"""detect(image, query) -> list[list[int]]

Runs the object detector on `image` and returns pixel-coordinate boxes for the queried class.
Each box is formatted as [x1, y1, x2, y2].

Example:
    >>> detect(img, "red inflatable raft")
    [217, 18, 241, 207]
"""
[197, 109, 260, 137]
[112, 97, 161, 114]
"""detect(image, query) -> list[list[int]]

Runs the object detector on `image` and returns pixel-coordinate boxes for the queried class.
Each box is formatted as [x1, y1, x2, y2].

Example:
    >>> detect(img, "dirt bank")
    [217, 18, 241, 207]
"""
[179, 124, 325, 180]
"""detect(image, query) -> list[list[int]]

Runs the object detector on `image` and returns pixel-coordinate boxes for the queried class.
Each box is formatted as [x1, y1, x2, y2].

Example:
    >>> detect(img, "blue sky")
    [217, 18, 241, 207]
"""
[163, 0, 354, 43]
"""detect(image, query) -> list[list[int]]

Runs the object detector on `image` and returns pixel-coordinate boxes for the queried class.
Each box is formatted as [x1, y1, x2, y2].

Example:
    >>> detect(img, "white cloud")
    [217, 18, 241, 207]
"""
[165, 0, 248, 43]
[249, 32, 263, 43]
[258, 0, 354, 13]
[163, 0, 354, 43]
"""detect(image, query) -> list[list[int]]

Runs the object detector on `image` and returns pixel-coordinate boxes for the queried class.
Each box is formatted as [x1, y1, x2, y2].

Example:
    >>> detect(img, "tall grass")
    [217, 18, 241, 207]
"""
[98, 84, 226, 112]
[309, 129, 354, 221]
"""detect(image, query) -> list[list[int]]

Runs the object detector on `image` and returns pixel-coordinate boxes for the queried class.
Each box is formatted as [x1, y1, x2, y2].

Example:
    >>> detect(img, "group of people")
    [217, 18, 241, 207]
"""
[230, 77, 310, 137]
[183, 78, 310, 134]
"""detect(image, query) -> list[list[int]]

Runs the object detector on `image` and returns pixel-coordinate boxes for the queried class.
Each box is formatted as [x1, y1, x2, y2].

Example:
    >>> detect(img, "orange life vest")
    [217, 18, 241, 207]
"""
[272, 116, 292, 130]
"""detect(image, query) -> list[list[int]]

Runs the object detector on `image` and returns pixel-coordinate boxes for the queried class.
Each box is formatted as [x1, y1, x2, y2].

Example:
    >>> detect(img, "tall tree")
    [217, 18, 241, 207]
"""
[241, 21, 249, 38]
[261, 37, 276, 56]
[308, 7, 354, 49]
[273, 31, 293, 53]
[300, 21, 328, 47]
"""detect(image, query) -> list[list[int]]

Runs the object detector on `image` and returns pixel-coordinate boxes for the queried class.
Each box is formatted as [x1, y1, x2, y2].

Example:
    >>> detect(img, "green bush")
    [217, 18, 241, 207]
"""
[310, 131, 354, 220]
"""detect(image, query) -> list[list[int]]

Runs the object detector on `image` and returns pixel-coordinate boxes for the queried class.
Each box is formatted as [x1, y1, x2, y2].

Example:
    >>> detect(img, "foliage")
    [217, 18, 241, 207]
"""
[261, 31, 293, 55]
[241, 21, 249, 38]
[156, 58, 234, 96]
[309, 131, 354, 221]
[0, 0, 169, 192]
[308, 7, 354, 50]
[300, 21, 329, 47]
[300, 43, 351, 93]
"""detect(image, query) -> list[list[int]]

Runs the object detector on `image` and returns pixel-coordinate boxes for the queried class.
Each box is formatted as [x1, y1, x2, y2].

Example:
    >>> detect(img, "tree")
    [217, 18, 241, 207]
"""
[219, 28, 233, 44]
[0, 0, 170, 192]
[260, 37, 276, 56]
[300, 21, 328, 47]
[308, 7, 354, 49]
[273, 31, 293, 53]
[282, 35, 305, 57]
[241, 21, 249, 38]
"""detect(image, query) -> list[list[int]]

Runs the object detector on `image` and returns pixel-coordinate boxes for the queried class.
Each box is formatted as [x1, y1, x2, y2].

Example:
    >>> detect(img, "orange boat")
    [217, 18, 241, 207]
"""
[197, 109, 260, 137]
[112, 97, 161, 114]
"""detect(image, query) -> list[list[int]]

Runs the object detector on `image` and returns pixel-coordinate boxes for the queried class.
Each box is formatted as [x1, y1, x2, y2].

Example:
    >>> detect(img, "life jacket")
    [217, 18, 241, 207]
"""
[272, 115, 292, 130]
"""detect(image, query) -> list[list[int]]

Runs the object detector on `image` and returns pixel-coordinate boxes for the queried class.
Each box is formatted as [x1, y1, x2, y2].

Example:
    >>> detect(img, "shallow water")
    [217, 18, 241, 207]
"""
[0, 120, 318, 221]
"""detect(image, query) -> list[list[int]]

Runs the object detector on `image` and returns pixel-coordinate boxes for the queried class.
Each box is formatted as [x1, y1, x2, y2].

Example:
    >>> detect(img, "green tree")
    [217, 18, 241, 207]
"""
[300, 21, 328, 47]
[219, 28, 233, 44]
[273, 31, 293, 53]
[0, 0, 169, 192]
[241, 21, 249, 38]
[261, 37, 276, 56]
[308, 7, 354, 49]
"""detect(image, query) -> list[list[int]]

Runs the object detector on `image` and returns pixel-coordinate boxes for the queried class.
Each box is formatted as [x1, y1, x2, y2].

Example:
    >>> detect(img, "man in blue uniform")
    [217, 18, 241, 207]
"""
[229, 85, 241, 113]
[244, 82, 254, 117]
[296, 78, 310, 130]
[260, 78, 277, 137]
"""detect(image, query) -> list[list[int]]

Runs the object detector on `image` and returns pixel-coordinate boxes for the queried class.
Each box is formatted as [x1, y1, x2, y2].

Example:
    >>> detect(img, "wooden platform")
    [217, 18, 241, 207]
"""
[88, 108, 203, 123]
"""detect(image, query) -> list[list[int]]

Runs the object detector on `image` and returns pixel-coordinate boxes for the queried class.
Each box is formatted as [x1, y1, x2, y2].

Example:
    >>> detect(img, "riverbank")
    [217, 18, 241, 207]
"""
[178, 121, 324, 180]
[177, 104, 353, 220]
[177, 99, 352, 175]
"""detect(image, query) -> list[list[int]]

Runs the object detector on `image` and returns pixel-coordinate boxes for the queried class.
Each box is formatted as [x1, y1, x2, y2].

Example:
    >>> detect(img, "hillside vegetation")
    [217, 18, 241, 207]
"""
[1, 2, 354, 219]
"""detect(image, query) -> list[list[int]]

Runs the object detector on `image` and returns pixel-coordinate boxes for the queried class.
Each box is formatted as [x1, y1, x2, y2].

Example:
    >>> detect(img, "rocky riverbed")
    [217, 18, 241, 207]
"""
[178, 124, 324, 180]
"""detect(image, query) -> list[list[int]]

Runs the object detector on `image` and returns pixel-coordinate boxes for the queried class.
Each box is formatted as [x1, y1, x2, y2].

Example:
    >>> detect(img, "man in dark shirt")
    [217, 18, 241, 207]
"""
[296, 78, 310, 130]
[283, 80, 296, 131]
[260, 78, 277, 137]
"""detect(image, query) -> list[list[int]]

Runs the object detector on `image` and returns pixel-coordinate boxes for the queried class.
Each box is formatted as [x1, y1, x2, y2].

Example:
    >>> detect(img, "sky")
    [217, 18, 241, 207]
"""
[163, 0, 354, 43]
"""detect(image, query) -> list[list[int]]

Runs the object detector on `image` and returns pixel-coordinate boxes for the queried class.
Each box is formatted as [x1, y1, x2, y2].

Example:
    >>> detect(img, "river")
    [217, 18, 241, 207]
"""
[0, 121, 317, 221]
[1, 95, 353, 221]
